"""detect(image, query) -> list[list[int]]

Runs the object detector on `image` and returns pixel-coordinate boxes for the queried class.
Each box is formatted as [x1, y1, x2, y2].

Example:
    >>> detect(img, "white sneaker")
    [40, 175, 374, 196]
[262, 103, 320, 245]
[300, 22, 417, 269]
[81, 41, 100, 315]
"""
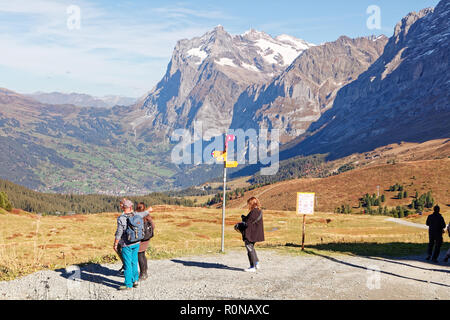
[244, 267, 256, 272]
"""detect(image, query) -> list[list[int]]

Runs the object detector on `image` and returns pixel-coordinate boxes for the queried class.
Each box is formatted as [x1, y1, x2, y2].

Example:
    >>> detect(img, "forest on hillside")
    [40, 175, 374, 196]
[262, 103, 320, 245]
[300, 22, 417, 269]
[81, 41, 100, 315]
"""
[0, 178, 195, 215]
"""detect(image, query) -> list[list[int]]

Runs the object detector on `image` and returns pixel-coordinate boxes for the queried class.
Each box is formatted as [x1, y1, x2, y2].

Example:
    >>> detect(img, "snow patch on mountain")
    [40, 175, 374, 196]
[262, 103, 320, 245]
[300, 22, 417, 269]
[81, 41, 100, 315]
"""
[187, 47, 208, 65]
[254, 38, 309, 66]
[241, 62, 260, 72]
[215, 57, 237, 67]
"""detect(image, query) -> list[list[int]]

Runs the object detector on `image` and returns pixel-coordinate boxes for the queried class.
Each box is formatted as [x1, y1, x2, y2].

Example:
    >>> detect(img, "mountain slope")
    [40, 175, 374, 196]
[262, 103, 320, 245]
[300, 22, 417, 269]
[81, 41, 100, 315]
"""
[27, 92, 136, 108]
[283, 1, 450, 159]
[0, 88, 179, 193]
[231, 35, 388, 142]
[129, 26, 315, 140]
[227, 158, 450, 212]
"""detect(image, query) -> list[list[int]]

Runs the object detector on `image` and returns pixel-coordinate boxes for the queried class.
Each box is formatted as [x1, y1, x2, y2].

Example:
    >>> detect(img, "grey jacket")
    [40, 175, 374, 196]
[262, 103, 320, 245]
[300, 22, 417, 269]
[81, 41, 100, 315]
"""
[115, 211, 150, 247]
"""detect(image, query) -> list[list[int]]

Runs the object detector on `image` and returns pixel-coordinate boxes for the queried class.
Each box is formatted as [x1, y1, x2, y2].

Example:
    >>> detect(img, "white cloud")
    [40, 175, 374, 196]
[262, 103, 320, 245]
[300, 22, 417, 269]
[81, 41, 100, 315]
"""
[0, 1, 229, 96]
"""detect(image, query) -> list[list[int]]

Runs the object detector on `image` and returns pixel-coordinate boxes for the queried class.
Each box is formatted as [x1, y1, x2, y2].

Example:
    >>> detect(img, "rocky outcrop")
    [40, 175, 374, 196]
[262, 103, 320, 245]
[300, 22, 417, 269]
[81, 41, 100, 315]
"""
[129, 26, 314, 140]
[230, 35, 388, 141]
[283, 0, 450, 159]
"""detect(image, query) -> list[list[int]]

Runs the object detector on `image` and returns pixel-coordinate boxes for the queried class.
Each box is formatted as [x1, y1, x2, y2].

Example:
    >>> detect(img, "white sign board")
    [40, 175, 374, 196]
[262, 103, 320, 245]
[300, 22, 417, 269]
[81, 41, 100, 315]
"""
[297, 192, 315, 215]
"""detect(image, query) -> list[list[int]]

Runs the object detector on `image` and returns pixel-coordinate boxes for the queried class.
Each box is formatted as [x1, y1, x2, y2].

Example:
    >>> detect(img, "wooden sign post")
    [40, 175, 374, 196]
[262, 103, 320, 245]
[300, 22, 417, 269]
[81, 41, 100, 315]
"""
[296, 192, 315, 251]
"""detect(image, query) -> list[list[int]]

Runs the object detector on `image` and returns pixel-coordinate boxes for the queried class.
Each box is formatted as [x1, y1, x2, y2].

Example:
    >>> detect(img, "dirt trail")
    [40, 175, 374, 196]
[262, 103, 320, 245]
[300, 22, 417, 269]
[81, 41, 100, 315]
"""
[386, 218, 428, 229]
[0, 250, 449, 300]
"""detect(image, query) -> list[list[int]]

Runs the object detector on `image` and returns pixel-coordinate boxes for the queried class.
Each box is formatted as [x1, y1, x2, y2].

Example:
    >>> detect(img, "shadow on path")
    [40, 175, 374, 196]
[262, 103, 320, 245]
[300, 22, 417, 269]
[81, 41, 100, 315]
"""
[171, 259, 243, 272]
[287, 242, 450, 266]
[356, 255, 450, 274]
[56, 264, 123, 290]
[303, 250, 450, 289]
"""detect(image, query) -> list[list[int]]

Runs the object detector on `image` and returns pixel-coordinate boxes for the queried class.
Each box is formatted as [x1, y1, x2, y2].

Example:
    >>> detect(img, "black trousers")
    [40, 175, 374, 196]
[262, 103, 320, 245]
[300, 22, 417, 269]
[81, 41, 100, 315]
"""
[427, 235, 443, 260]
[244, 240, 259, 268]
[138, 251, 148, 276]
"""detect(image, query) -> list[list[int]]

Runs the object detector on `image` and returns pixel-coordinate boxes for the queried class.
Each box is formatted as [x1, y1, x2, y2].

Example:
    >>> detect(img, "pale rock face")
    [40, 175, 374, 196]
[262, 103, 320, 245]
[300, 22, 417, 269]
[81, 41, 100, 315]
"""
[230, 35, 388, 141]
[130, 26, 315, 140]
[283, 0, 450, 159]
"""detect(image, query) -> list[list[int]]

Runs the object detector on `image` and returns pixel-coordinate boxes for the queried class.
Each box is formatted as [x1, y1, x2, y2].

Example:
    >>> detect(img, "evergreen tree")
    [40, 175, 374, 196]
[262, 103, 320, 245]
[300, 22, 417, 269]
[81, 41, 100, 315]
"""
[374, 198, 380, 206]
[0, 192, 12, 211]
[0, 192, 5, 209]
[398, 206, 404, 218]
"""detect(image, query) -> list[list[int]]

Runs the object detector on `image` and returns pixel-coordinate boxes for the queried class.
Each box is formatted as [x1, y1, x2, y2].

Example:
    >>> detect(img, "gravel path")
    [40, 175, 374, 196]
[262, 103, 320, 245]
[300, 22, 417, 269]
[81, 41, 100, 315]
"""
[0, 250, 449, 300]
[385, 218, 428, 229]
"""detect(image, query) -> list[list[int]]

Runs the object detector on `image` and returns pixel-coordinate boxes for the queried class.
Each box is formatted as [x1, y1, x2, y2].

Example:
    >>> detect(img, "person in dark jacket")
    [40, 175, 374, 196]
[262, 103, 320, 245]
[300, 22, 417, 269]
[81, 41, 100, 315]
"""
[425, 205, 446, 262]
[136, 202, 155, 281]
[242, 197, 264, 272]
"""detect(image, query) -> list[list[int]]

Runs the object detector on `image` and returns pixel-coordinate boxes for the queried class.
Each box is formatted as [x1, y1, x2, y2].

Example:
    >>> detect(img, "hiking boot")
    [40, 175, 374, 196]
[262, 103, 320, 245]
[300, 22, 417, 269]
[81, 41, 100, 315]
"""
[118, 286, 131, 291]
[139, 273, 148, 281]
[118, 266, 124, 275]
[133, 282, 139, 288]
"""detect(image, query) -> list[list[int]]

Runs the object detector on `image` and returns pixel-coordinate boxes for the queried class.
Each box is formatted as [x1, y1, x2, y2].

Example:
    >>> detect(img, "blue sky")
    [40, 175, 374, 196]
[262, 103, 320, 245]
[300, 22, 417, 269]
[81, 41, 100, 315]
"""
[0, 0, 440, 98]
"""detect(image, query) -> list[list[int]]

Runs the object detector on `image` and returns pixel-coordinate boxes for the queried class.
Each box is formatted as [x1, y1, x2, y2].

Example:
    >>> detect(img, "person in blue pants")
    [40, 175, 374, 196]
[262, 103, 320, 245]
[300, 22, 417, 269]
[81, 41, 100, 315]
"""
[120, 242, 140, 289]
[113, 199, 152, 290]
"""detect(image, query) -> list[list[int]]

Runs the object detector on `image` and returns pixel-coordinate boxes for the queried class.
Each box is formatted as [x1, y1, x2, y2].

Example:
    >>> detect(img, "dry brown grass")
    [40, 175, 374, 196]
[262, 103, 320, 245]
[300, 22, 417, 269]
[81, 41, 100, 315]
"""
[228, 158, 450, 213]
[1, 204, 447, 281]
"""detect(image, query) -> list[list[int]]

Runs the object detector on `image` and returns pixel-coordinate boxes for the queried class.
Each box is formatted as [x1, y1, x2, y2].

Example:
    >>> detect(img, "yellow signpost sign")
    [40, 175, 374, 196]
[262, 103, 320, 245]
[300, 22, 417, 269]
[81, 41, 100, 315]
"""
[225, 161, 238, 168]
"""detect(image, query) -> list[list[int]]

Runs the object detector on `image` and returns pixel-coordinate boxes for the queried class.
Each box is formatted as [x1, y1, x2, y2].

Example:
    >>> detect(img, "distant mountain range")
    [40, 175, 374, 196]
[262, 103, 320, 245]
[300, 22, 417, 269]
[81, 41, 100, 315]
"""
[127, 26, 315, 140]
[282, 0, 450, 160]
[26, 92, 136, 109]
[0, 0, 448, 195]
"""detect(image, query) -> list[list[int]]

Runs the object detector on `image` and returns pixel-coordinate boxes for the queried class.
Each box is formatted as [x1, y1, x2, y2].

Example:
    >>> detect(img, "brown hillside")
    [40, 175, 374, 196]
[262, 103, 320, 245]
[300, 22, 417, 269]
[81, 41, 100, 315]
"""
[228, 159, 450, 213]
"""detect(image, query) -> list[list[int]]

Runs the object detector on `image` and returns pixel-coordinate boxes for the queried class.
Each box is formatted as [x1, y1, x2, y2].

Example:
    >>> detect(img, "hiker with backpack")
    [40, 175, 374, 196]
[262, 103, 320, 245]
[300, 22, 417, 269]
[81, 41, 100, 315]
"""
[240, 197, 265, 272]
[136, 202, 155, 281]
[113, 199, 153, 290]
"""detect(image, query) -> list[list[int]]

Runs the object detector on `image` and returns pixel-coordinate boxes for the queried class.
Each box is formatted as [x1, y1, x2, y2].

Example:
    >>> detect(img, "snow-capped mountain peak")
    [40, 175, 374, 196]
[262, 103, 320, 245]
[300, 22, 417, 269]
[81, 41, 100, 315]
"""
[136, 26, 315, 138]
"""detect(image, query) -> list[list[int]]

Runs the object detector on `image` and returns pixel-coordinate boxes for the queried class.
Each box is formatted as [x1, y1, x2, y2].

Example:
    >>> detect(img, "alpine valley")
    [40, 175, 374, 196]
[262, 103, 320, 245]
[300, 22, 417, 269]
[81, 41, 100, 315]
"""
[0, 0, 448, 196]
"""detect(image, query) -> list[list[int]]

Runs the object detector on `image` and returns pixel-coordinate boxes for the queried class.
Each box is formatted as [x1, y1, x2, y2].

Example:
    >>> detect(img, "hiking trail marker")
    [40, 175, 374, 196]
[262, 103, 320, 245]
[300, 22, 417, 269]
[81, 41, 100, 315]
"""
[212, 134, 237, 253]
[296, 192, 315, 251]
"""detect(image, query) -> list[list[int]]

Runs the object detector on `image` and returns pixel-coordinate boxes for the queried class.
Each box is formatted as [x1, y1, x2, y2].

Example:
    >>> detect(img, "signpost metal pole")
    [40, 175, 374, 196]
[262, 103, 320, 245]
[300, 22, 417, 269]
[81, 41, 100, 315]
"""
[215, 133, 235, 253]
[221, 163, 227, 253]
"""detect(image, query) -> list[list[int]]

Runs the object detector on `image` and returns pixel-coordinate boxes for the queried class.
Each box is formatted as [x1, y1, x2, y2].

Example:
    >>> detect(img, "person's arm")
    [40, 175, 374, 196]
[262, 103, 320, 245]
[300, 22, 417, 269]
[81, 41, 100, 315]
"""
[441, 217, 447, 232]
[114, 217, 125, 251]
[245, 209, 259, 224]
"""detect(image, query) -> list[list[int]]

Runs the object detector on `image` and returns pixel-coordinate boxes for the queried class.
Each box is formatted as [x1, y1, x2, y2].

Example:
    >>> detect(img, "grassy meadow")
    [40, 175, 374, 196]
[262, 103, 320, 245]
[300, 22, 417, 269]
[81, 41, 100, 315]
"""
[1, 205, 448, 281]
